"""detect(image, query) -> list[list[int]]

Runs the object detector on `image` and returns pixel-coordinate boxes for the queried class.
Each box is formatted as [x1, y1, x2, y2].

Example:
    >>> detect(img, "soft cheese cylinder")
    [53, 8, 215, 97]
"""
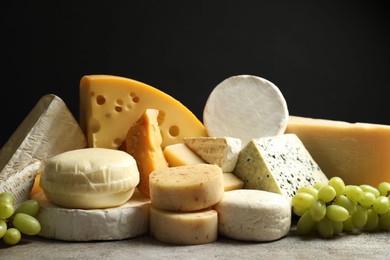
[40, 148, 140, 209]
[214, 189, 291, 241]
[286, 116, 390, 186]
[150, 207, 218, 245]
[149, 164, 224, 211]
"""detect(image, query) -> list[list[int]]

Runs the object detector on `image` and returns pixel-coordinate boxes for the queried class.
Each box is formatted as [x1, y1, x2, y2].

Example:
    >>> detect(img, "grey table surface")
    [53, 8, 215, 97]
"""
[1, 226, 389, 260]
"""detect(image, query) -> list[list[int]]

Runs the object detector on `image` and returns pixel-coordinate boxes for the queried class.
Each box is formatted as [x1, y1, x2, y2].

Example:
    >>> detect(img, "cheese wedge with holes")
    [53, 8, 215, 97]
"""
[286, 116, 390, 186]
[124, 109, 168, 197]
[149, 164, 224, 212]
[234, 134, 328, 200]
[203, 75, 289, 145]
[184, 136, 241, 172]
[150, 207, 218, 245]
[79, 75, 207, 149]
[33, 190, 150, 241]
[163, 143, 205, 167]
[0, 94, 87, 206]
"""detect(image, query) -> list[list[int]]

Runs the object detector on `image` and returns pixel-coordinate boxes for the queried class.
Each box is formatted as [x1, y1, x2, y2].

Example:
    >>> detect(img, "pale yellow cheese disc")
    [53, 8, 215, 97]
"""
[149, 164, 224, 212]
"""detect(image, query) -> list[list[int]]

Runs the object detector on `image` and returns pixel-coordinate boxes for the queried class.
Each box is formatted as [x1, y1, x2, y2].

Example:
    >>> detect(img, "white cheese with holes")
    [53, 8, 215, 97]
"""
[203, 75, 289, 145]
[0, 94, 87, 206]
[213, 189, 291, 241]
[33, 190, 150, 241]
[234, 134, 328, 200]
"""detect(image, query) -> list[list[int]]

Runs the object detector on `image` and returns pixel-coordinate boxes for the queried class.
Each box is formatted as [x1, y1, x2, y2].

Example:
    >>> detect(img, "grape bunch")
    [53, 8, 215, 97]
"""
[292, 177, 390, 238]
[0, 192, 41, 246]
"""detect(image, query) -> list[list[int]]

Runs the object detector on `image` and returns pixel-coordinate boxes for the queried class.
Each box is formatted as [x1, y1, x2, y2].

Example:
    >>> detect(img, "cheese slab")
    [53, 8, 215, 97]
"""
[0, 94, 87, 206]
[149, 164, 224, 212]
[223, 173, 244, 191]
[125, 109, 168, 197]
[163, 143, 205, 167]
[213, 189, 291, 241]
[79, 75, 207, 149]
[233, 134, 328, 200]
[33, 190, 150, 241]
[203, 75, 289, 145]
[183, 136, 241, 172]
[150, 207, 218, 245]
[286, 116, 390, 186]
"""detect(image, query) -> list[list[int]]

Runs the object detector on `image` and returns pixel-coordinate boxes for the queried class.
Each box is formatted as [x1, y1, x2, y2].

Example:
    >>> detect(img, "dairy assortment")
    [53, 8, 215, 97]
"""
[2, 73, 390, 246]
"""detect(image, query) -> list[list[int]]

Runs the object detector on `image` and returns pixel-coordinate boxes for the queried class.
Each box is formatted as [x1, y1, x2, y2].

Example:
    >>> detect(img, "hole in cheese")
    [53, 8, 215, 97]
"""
[169, 125, 180, 137]
[115, 106, 122, 112]
[90, 118, 101, 133]
[113, 138, 123, 147]
[130, 92, 140, 103]
[96, 95, 106, 105]
[157, 110, 165, 125]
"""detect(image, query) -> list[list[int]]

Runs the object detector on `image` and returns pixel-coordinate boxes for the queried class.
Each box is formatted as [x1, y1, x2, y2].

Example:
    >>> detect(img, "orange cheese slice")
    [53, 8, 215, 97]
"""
[286, 116, 390, 186]
[79, 75, 207, 149]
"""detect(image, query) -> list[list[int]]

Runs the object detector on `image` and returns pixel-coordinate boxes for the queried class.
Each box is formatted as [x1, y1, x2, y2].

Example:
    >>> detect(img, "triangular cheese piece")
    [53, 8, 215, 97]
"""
[125, 109, 168, 197]
[0, 94, 87, 206]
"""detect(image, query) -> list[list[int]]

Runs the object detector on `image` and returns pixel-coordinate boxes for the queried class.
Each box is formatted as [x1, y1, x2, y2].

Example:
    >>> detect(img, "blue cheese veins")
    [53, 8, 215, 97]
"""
[233, 134, 328, 200]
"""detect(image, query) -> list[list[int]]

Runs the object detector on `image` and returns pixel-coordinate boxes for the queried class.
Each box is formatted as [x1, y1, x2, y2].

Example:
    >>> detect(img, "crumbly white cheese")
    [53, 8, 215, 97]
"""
[234, 134, 328, 200]
[213, 189, 291, 241]
[33, 190, 150, 241]
[0, 94, 87, 206]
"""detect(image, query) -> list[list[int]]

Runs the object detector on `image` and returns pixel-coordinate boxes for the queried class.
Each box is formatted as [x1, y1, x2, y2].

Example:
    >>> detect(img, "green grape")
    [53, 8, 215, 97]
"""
[297, 186, 318, 198]
[0, 219, 7, 238]
[333, 195, 357, 215]
[309, 199, 326, 222]
[377, 182, 390, 196]
[359, 191, 376, 208]
[363, 208, 379, 232]
[351, 205, 368, 228]
[360, 184, 380, 198]
[343, 216, 355, 232]
[317, 185, 336, 203]
[331, 219, 343, 234]
[0, 192, 14, 205]
[372, 196, 390, 215]
[326, 204, 349, 222]
[12, 213, 41, 236]
[317, 217, 334, 238]
[291, 192, 316, 209]
[0, 201, 14, 219]
[296, 211, 315, 235]
[345, 185, 364, 204]
[313, 182, 326, 190]
[328, 177, 345, 196]
[293, 205, 309, 217]
[14, 199, 40, 217]
[378, 210, 390, 231]
[3, 228, 21, 246]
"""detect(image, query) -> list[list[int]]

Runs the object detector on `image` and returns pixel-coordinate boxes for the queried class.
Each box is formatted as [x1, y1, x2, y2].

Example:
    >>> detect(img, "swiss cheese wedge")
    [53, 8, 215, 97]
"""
[286, 116, 390, 186]
[79, 75, 207, 149]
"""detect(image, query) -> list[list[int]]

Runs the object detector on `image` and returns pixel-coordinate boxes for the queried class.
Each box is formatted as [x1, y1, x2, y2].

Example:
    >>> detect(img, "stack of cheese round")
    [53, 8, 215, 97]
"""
[35, 148, 150, 241]
[149, 164, 224, 245]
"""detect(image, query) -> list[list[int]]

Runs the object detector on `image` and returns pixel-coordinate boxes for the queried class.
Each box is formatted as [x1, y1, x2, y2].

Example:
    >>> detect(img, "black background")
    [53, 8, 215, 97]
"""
[1, 1, 389, 148]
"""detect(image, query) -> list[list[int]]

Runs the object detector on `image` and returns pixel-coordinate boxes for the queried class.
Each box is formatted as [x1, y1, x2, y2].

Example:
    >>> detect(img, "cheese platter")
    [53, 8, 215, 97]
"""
[1, 74, 390, 258]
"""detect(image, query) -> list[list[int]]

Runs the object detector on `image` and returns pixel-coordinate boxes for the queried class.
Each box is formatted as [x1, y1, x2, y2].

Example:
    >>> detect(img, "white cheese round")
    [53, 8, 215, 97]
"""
[213, 189, 291, 241]
[203, 75, 289, 145]
[33, 190, 150, 241]
[40, 148, 140, 209]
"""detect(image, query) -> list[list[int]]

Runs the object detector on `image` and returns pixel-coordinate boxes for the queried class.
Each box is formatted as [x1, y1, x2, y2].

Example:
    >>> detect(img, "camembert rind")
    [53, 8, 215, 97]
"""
[0, 94, 87, 206]
[79, 75, 207, 149]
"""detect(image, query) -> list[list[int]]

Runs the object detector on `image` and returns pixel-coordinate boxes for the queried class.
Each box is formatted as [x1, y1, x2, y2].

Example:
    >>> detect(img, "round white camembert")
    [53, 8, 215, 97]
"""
[40, 148, 140, 209]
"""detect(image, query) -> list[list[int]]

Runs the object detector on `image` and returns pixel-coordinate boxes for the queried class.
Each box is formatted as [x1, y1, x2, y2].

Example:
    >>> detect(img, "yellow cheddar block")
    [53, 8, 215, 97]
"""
[125, 109, 168, 198]
[286, 116, 390, 186]
[163, 143, 205, 167]
[79, 75, 207, 149]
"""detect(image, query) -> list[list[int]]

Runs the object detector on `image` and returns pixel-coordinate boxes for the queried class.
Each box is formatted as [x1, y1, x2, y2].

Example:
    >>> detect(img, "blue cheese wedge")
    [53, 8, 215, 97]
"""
[234, 134, 328, 200]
